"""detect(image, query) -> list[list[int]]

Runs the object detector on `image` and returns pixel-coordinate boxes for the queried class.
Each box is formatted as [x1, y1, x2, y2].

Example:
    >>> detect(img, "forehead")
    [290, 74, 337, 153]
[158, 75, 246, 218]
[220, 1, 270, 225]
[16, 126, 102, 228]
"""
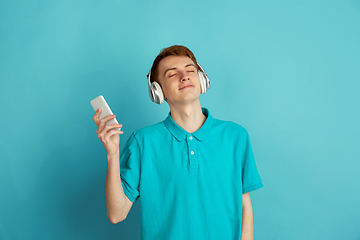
[158, 55, 195, 73]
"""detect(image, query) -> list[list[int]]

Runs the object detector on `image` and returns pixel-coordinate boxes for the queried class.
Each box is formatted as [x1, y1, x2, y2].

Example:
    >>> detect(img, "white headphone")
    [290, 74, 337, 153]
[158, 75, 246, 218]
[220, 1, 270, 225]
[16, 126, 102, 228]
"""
[147, 63, 210, 104]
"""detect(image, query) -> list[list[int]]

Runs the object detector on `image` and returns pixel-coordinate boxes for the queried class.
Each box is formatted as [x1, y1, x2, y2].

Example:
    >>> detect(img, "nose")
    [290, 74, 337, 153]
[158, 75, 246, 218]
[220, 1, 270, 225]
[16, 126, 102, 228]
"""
[180, 71, 190, 82]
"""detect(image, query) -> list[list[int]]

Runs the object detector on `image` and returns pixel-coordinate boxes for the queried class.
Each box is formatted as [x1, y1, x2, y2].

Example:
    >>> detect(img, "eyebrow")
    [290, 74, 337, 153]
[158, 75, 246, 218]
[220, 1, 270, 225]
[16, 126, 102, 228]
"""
[163, 63, 196, 77]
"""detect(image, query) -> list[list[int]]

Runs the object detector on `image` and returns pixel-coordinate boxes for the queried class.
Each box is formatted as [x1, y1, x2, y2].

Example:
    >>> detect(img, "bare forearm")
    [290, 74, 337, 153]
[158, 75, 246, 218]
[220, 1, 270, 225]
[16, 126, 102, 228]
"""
[241, 204, 254, 240]
[105, 153, 127, 223]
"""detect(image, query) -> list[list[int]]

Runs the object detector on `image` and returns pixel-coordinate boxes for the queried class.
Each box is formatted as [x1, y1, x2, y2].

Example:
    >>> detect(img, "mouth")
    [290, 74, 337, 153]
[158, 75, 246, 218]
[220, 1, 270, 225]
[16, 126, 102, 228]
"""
[179, 84, 194, 90]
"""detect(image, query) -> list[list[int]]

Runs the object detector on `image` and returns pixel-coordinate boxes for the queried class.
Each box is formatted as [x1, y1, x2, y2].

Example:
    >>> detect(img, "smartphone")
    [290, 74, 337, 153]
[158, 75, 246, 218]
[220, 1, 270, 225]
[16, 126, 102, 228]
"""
[90, 95, 120, 131]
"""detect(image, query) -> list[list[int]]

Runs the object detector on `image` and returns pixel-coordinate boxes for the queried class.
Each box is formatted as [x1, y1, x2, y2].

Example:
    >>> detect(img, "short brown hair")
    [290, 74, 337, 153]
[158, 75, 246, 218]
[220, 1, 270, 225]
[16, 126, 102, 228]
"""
[149, 45, 198, 84]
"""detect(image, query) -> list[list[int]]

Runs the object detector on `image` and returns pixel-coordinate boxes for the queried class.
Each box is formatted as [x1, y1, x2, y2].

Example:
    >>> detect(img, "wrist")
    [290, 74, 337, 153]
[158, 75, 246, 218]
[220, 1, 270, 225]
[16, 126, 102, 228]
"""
[107, 151, 119, 161]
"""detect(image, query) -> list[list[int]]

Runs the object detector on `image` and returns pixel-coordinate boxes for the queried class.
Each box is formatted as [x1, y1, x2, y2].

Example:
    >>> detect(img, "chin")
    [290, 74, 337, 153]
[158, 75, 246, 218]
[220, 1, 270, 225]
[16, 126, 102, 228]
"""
[174, 96, 200, 105]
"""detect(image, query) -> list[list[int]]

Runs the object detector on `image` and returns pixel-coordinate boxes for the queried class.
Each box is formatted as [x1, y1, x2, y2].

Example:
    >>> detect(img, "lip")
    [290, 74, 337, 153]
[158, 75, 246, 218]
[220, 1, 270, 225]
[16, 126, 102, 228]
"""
[178, 84, 194, 90]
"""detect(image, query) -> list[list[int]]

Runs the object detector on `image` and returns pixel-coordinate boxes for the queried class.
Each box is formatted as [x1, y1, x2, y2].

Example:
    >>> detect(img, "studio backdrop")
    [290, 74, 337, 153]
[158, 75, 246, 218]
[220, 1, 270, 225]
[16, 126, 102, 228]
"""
[1, 0, 359, 239]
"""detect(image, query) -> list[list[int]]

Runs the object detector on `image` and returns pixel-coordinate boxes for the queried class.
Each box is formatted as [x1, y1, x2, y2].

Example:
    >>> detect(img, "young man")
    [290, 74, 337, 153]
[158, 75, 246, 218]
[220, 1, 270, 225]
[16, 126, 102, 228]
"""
[93, 45, 264, 240]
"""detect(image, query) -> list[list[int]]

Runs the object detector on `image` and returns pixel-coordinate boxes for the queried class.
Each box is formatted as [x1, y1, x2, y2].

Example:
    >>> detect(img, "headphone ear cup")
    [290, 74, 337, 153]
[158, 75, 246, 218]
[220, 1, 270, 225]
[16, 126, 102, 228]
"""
[198, 71, 206, 94]
[151, 81, 164, 104]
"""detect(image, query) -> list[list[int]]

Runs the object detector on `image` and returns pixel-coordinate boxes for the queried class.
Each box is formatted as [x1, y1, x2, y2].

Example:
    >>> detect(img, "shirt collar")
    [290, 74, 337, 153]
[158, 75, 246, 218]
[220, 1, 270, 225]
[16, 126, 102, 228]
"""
[163, 107, 213, 142]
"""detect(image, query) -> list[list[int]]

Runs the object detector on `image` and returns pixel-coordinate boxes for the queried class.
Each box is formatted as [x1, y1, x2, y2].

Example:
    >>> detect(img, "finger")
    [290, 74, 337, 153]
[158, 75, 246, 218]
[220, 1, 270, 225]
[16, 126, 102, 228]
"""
[100, 114, 116, 126]
[98, 123, 122, 138]
[99, 123, 122, 137]
[104, 123, 123, 132]
[93, 108, 102, 125]
[98, 116, 118, 135]
[97, 115, 117, 133]
[104, 129, 123, 143]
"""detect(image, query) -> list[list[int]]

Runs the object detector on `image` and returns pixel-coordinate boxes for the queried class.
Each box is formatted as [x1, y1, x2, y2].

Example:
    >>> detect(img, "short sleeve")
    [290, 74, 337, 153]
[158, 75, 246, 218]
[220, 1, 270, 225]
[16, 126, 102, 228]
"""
[241, 130, 264, 194]
[120, 132, 141, 203]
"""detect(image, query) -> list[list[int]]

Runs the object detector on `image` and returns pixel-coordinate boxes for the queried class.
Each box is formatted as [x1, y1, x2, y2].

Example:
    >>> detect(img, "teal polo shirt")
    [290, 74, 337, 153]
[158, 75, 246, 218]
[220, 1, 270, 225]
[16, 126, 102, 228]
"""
[120, 108, 263, 240]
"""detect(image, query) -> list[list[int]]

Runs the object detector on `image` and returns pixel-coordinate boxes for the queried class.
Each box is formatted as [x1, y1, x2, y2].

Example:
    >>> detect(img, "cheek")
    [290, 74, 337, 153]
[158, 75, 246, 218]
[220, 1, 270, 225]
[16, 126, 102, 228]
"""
[162, 83, 174, 97]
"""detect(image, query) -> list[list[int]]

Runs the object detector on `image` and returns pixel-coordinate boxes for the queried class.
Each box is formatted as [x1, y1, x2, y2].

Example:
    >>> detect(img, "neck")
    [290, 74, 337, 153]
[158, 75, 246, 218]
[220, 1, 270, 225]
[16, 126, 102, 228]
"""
[168, 100, 206, 133]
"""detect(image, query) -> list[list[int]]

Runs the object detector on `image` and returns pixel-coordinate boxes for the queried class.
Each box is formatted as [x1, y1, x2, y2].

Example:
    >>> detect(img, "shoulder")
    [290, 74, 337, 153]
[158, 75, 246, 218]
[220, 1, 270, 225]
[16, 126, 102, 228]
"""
[212, 117, 249, 137]
[131, 121, 167, 140]
[121, 121, 166, 151]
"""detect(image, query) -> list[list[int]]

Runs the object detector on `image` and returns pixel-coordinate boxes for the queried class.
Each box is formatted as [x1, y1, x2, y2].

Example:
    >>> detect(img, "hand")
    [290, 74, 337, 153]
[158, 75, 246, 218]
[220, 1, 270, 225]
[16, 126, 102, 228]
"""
[93, 108, 123, 157]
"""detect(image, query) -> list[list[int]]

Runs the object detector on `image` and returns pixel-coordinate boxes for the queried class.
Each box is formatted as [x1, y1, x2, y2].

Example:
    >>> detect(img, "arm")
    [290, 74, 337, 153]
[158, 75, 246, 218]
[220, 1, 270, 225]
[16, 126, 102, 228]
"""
[105, 153, 133, 224]
[241, 192, 254, 240]
[93, 108, 133, 224]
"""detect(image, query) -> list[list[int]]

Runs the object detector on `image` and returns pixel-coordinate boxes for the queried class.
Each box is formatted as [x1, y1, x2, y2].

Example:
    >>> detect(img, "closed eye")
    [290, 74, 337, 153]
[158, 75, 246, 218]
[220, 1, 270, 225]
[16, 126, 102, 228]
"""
[186, 65, 197, 72]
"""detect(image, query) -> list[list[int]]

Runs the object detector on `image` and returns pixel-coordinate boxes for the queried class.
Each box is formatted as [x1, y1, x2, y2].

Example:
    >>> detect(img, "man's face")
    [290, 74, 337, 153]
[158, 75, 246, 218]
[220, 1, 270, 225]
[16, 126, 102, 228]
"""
[157, 55, 201, 106]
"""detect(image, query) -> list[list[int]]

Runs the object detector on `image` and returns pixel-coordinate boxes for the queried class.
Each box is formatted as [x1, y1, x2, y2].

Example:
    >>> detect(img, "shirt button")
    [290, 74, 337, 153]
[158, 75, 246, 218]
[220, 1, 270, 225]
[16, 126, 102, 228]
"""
[191, 151, 194, 155]
[189, 136, 193, 140]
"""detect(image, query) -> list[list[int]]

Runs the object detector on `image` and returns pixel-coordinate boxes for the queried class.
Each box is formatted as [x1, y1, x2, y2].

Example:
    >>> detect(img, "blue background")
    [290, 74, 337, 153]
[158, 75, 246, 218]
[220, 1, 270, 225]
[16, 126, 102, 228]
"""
[1, 0, 359, 239]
